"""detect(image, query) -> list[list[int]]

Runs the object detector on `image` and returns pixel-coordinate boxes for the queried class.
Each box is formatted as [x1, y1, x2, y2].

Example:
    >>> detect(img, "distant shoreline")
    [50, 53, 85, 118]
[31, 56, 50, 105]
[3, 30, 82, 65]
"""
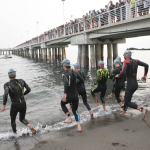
[127, 48, 150, 50]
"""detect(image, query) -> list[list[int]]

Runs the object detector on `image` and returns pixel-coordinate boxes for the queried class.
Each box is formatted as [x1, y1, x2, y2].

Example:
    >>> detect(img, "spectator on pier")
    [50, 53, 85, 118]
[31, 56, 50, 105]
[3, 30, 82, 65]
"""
[116, 2, 121, 22]
[119, 0, 126, 20]
[109, 1, 116, 23]
[129, 0, 136, 18]
[143, 0, 149, 15]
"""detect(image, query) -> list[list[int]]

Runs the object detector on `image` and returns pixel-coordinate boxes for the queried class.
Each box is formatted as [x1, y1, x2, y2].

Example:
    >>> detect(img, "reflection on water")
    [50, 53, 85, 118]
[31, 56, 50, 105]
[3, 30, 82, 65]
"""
[0, 53, 150, 150]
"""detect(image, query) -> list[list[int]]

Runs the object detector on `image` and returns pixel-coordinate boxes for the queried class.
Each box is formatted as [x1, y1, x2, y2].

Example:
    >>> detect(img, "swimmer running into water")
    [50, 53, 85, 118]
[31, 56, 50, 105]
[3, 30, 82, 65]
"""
[1, 69, 36, 134]
[116, 50, 149, 119]
[61, 59, 84, 132]
[91, 61, 110, 111]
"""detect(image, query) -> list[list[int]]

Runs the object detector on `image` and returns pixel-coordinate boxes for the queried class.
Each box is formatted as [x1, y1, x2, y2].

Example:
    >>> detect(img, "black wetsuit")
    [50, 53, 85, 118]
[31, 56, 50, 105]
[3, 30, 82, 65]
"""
[119, 58, 149, 111]
[61, 69, 84, 122]
[91, 68, 110, 104]
[111, 62, 123, 93]
[3, 79, 31, 133]
[112, 66, 125, 104]
[76, 70, 91, 111]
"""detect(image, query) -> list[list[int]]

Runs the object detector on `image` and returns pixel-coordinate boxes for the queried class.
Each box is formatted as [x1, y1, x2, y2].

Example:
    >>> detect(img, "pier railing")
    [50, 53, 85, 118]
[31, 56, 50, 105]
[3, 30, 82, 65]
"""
[16, 1, 150, 49]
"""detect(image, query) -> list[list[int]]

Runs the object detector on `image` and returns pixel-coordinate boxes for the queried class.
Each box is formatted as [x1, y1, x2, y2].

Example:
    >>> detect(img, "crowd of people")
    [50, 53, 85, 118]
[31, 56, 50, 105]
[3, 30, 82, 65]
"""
[1, 49, 149, 133]
[16, 0, 150, 49]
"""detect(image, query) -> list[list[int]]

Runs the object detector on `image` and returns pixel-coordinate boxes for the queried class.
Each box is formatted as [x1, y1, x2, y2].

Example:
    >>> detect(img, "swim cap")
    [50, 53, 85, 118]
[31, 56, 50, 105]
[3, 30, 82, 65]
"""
[114, 59, 120, 64]
[116, 56, 121, 62]
[62, 59, 70, 67]
[8, 69, 16, 78]
[98, 61, 104, 66]
[74, 63, 80, 69]
[124, 50, 132, 57]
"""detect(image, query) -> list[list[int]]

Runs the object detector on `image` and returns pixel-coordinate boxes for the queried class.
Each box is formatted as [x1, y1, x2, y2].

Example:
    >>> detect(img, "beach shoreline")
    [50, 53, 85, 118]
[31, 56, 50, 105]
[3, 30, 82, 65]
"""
[30, 105, 150, 150]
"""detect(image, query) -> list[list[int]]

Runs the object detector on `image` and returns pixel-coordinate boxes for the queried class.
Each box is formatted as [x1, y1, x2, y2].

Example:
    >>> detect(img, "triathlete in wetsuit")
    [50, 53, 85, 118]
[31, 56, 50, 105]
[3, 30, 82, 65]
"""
[1, 69, 36, 134]
[111, 59, 125, 107]
[91, 61, 110, 111]
[61, 59, 84, 132]
[116, 50, 149, 119]
[108, 56, 124, 100]
[74, 63, 93, 119]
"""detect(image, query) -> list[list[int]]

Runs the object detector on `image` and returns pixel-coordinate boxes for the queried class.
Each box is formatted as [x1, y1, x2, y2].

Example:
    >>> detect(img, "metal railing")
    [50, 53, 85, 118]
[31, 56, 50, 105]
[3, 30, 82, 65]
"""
[16, 1, 150, 49]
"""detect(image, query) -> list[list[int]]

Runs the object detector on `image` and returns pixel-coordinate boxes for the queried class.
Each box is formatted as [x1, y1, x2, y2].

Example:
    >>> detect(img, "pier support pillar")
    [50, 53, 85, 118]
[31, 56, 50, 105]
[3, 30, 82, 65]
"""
[113, 43, 118, 61]
[90, 45, 96, 68]
[77, 45, 82, 65]
[33, 49, 36, 59]
[95, 44, 104, 67]
[42, 48, 47, 61]
[81, 45, 88, 67]
[23, 50, 26, 57]
[29, 48, 34, 58]
[107, 44, 113, 67]
[62, 48, 66, 60]
[48, 48, 52, 60]
[36, 49, 38, 59]
[39, 49, 42, 59]
[52, 48, 55, 60]
[55, 48, 57, 59]
[85, 45, 89, 67]
[58, 48, 62, 60]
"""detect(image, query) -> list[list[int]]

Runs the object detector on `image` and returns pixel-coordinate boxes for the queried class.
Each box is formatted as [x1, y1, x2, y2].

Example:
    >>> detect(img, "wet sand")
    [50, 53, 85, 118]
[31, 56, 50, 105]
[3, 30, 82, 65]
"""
[31, 108, 150, 150]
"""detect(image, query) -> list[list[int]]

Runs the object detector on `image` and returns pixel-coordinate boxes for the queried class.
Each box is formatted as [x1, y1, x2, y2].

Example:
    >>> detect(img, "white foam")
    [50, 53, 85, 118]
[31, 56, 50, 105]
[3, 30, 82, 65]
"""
[0, 96, 149, 140]
[0, 104, 114, 140]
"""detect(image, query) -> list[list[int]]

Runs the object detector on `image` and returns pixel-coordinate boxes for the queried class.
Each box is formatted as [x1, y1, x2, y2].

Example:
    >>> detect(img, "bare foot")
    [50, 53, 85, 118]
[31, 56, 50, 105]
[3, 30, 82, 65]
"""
[94, 103, 99, 107]
[64, 118, 72, 123]
[142, 108, 148, 120]
[108, 94, 113, 97]
[29, 126, 36, 135]
[119, 111, 126, 117]
[90, 113, 94, 119]
[67, 107, 72, 110]
[77, 126, 82, 132]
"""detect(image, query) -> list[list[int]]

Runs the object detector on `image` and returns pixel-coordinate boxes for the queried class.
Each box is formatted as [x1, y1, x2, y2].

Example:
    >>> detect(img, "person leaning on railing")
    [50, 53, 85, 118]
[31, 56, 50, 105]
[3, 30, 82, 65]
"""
[119, 0, 126, 20]
[116, 2, 121, 22]
[109, 1, 116, 23]
[143, 0, 149, 15]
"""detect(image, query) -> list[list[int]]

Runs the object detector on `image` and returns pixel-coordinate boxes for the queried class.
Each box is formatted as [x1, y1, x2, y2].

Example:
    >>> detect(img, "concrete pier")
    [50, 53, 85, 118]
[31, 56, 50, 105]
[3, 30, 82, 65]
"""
[90, 45, 96, 68]
[107, 44, 113, 67]
[113, 43, 118, 61]
[77, 45, 82, 65]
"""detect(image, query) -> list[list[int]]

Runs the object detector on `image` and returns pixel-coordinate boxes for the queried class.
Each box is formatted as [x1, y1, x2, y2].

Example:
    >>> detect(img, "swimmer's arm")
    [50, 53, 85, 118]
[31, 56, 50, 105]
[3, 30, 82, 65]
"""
[3, 84, 9, 105]
[63, 75, 69, 93]
[94, 70, 101, 85]
[138, 60, 149, 76]
[119, 61, 128, 77]
[76, 72, 84, 82]
[76, 72, 85, 84]
[24, 80, 31, 95]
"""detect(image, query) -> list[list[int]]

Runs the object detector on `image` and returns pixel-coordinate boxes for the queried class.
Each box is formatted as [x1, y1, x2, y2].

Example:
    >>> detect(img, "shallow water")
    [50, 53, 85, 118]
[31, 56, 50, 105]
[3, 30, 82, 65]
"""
[0, 50, 150, 150]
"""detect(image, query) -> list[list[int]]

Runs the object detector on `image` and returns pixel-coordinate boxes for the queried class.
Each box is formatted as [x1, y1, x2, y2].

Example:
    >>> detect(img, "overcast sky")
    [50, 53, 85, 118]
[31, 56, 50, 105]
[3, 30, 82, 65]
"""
[0, 0, 149, 49]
